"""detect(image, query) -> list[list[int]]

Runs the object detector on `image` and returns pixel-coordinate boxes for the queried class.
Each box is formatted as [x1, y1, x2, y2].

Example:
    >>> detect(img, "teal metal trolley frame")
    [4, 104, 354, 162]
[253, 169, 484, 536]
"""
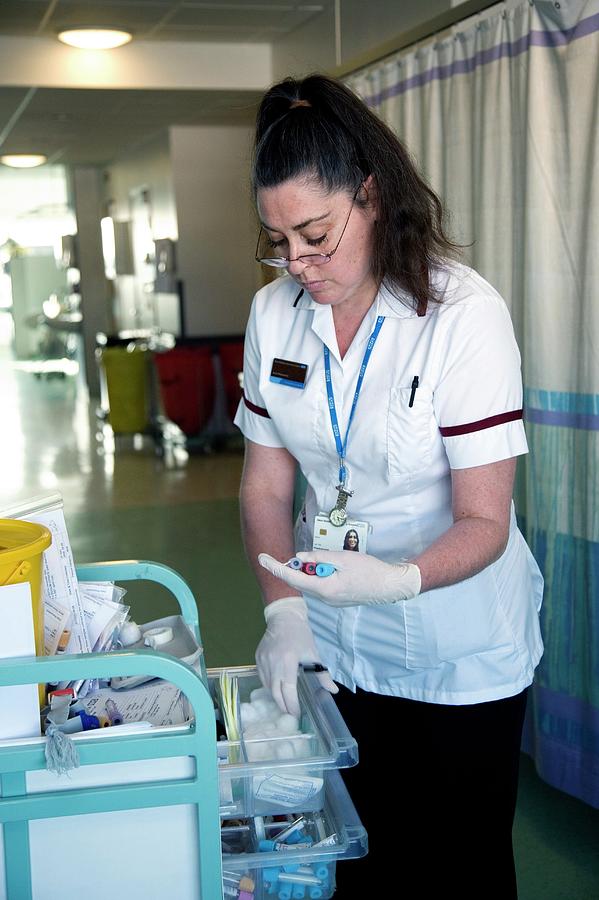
[0, 560, 223, 900]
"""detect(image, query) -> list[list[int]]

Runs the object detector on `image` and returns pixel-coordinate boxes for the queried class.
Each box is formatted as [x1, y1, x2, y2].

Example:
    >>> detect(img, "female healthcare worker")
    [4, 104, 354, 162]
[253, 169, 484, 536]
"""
[234, 74, 543, 898]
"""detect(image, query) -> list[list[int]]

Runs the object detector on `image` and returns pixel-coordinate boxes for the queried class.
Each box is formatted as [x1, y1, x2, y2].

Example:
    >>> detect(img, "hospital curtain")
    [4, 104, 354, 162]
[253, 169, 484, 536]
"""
[346, 0, 599, 807]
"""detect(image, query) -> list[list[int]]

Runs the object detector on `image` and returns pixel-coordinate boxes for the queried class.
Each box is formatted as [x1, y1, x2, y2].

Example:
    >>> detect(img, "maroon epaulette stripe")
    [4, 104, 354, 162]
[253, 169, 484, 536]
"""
[243, 392, 270, 418]
[439, 409, 523, 437]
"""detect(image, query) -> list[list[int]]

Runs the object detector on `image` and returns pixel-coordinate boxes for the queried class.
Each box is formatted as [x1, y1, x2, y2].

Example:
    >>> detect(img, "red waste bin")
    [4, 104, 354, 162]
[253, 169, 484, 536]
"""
[218, 340, 244, 424]
[154, 344, 215, 436]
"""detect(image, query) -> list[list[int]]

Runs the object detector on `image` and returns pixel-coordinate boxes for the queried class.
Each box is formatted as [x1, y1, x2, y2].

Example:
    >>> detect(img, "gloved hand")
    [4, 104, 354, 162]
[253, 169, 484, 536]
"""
[255, 595, 338, 718]
[259, 550, 421, 608]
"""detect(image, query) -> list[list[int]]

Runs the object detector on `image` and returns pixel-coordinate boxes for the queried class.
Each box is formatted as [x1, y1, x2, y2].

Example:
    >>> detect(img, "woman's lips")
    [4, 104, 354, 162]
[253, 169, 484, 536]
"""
[302, 280, 328, 291]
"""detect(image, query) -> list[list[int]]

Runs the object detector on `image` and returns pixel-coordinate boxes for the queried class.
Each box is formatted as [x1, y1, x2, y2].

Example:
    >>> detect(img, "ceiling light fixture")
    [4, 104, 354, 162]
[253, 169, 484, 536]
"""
[0, 155, 47, 168]
[57, 28, 132, 50]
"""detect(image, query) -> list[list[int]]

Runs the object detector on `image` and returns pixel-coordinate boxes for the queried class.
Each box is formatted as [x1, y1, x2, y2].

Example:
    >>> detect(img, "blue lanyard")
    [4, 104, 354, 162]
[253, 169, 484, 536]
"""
[324, 315, 385, 485]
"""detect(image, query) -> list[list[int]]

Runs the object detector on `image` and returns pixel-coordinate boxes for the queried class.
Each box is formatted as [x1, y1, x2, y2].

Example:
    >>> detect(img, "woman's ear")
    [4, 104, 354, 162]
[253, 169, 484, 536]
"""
[361, 174, 378, 220]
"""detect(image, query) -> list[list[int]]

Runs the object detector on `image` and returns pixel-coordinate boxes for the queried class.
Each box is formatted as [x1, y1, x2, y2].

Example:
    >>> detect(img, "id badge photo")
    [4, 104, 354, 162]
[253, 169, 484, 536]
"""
[312, 515, 370, 554]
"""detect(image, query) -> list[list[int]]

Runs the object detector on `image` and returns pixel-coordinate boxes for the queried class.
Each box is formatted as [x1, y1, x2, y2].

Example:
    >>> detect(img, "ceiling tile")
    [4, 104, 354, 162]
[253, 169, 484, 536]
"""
[0, 1, 51, 32]
[49, 2, 177, 32]
[0, 86, 260, 164]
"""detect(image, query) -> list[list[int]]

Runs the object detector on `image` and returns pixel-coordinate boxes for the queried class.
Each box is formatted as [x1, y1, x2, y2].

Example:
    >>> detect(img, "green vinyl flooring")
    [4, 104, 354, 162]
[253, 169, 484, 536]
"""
[69, 499, 264, 669]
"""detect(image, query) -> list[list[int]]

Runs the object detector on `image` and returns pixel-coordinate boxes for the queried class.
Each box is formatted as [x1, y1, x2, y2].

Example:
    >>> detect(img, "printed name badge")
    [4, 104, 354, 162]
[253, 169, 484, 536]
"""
[313, 515, 370, 553]
[270, 358, 308, 389]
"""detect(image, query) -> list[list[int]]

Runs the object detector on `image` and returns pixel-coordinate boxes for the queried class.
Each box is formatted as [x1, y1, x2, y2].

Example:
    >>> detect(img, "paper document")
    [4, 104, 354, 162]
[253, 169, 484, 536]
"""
[0, 583, 41, 739]
[79, 582, 124, 651]
[81, 682, 189, 727]
[44, 597, 71, 656]
[28, 506, 90, 655]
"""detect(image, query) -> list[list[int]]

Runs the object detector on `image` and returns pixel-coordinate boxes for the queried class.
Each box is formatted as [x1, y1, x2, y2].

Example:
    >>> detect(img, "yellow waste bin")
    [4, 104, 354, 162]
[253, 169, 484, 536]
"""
[0, 518, 52, 659]
[97, 341, 150, 434]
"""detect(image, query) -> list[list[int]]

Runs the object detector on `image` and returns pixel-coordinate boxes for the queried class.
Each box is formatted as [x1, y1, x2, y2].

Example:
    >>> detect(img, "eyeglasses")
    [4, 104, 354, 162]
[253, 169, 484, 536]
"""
[255, 186, 360, 269]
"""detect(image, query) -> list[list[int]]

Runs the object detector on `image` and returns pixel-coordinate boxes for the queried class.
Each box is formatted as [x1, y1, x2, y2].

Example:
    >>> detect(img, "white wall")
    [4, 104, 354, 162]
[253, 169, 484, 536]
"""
[72, 166, 112, 395]
[105, 132, 177, 240]
[272, 0, 454, 77]
[104, 132, 179, 333]
[272, 4, 337, 77]
[104, 124, 258, 337]
[170, 125, 257, 336]
[0, 36, 271, 91]
[340, 0, 452, 64]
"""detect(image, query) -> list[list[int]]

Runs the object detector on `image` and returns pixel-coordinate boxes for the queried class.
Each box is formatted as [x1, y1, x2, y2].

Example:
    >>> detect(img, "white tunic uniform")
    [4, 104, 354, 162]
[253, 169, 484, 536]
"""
[234, 263, 544, 704]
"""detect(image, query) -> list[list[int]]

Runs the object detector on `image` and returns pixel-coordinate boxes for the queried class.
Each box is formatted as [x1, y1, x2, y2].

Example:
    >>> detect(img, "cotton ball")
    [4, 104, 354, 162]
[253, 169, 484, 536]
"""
[250, 687, 273, 703]
[119, 621, 142, 646]
[261, 722, 278, 737]
[243, 723, 263, 739]
[258, 741, 272, 759]
[246, 742, 268, 762]
[264, 709, 281, 726]
[251, 699, 272, 720]
[273, 741, 293, 760]
[260, 699, 280, 719]
[291, 738, 310, 759]
[276, 713, 299, 735]
[240, 702, 259, 726]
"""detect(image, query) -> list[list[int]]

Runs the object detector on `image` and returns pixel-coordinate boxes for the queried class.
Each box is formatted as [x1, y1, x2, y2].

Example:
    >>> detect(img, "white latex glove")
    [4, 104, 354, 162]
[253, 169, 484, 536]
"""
[259, 550, 421, 608]
[255, 595, 338, 718]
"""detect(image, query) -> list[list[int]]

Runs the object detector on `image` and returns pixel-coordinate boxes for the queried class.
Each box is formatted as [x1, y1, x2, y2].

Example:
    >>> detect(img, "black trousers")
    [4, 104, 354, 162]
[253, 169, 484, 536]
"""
[333, 685, 529, 899]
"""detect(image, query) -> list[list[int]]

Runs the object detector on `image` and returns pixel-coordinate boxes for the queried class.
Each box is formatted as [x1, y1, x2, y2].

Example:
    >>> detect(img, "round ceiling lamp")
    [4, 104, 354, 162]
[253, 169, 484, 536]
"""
[57, 28, 132, 50]
[0, 155, 48, 168]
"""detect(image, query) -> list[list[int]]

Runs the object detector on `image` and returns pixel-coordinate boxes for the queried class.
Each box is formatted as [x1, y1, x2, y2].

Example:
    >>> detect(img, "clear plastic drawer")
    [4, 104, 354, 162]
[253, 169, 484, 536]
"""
[210, 666, 358, 819]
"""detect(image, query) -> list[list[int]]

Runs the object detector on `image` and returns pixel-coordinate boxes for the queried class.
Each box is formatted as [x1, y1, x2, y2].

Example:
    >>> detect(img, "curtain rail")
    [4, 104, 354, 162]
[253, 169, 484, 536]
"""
[330, 0, 501, 79]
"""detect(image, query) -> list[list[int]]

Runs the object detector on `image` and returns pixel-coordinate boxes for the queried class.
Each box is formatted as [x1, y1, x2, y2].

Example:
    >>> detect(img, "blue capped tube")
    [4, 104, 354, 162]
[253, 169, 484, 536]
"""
[315, 563, 336, 577]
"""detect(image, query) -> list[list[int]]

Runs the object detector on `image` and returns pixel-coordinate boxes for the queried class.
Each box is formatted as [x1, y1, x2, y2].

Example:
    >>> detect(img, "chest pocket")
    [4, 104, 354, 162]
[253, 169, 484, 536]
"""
[387, 383, 434, 478]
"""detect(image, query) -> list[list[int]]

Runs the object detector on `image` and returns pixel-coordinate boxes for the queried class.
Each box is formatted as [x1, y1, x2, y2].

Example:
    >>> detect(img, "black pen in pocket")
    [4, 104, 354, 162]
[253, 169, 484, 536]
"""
[409, 375, 420, 408]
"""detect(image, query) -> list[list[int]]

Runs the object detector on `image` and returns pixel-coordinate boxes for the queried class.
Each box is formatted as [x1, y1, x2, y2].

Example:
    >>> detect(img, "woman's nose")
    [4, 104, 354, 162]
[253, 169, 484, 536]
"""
[287, 256, 307, 276]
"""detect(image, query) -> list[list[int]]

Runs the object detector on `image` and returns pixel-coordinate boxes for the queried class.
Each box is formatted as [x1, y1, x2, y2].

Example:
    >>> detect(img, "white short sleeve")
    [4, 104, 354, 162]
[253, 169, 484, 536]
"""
[233, 294, 285, 448]
[433, 289, 528, 469]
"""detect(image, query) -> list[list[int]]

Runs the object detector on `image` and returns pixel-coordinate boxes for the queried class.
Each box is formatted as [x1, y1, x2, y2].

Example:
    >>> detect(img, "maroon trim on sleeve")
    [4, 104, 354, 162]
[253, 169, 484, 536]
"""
[439, 409, 523, 437]
[243, 391, 270, 418]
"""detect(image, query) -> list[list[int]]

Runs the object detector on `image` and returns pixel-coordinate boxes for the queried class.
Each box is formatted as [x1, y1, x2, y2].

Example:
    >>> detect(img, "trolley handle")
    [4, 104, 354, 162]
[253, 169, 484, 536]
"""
[0, 649, 212, 723]
[76, 560, 200, 642]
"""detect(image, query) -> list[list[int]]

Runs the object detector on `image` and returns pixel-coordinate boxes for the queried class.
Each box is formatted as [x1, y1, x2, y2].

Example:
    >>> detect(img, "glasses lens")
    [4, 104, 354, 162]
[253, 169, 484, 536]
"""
[255, 229, 332, 267]
[256, 230, 286, 266]
[258, 256, 288, 268]
[297, 254, 330, 266]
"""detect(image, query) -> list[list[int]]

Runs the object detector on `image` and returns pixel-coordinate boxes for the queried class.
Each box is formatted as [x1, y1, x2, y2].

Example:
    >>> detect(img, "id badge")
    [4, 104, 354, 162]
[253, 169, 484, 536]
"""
[312, 514, 370, 553]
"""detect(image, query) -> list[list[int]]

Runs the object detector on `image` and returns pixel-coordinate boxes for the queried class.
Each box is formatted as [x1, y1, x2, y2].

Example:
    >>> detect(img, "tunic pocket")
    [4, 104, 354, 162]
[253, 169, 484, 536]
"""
[387, 383, 434, 478]
[403, 574, 513, 670]
[429, 574, 512, 664]
[403, 596, 441, 669]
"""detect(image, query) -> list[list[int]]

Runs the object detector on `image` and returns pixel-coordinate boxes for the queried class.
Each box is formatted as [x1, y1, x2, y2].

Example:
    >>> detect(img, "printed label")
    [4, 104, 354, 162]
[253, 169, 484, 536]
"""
[274, 842, 313, 851]
[253, 772, 323, 807]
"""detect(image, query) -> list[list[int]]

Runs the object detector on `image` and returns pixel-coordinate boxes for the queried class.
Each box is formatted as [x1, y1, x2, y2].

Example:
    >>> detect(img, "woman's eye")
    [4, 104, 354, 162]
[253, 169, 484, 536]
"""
[267, 236, 286, 249]
[306, 234, 327, 247]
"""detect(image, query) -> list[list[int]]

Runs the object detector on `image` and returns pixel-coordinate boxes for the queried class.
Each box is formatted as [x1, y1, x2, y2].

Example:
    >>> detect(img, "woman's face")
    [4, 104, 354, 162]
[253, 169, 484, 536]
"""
[346, 531, 358, 549]
[256, 176, 377, 312]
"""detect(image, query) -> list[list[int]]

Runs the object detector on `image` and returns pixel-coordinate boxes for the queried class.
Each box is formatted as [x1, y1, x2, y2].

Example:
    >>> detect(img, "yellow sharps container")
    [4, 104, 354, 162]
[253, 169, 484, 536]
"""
[0, 518, 52, 659]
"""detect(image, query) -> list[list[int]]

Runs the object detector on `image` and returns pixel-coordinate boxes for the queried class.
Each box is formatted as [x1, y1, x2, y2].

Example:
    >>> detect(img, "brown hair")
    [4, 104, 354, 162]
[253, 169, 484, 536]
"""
[253, 74, 462, 315]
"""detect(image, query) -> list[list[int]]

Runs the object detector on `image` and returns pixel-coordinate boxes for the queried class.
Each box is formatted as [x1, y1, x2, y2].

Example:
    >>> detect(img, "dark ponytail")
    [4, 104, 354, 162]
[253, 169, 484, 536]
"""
[253, 74, 461, 315]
